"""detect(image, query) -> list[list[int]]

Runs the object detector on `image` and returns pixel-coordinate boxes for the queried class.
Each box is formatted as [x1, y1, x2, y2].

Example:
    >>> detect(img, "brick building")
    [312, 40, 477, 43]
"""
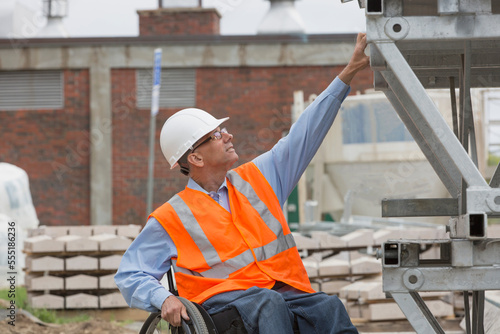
[0, 7, 373, 227]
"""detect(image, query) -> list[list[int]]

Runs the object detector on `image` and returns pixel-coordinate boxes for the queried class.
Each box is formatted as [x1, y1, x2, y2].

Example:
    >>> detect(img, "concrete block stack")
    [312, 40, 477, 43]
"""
[340, 277, 454, 321]
[24, 224, 141, 310]
[296, 229, 384, 288]
[296, 226, 456, 322]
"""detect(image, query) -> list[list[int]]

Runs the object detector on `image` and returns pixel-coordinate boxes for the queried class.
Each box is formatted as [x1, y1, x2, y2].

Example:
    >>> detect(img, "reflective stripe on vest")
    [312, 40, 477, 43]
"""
[169, 194, 221, 267]
[172, 233, 296, 279]
[226, 170, 284, 238]
[168, 172, 296, 279]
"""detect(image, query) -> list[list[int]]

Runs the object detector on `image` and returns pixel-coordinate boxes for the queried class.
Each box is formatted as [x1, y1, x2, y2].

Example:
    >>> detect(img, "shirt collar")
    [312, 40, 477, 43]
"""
[187, 177, 227, 194]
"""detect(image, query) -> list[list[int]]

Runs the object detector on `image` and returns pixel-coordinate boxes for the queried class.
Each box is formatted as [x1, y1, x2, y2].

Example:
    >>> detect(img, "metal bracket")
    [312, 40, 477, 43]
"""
[382, 198, 459, 217]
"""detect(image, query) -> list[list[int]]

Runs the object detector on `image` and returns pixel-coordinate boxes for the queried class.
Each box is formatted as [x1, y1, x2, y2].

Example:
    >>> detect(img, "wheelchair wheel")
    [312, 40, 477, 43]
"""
[140, 296, 210, 334]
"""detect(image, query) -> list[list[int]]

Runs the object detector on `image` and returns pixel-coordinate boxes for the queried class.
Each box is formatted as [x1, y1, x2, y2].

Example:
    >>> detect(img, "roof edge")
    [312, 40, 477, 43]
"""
[0, 33, 359, 48]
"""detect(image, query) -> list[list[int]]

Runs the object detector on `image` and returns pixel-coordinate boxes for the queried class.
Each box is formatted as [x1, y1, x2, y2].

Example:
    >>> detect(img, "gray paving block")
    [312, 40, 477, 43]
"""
[68, 226, 93, 237]
[26, 256, 64, 272]
[99, 274, 118, 289]
[65, 293, 99, 309]
[321, 280, 352, 295]
[99, 254, 123, 270]
[56, 235, 99, 252]
[65, 274, 98, 290]
[65, 255, 98, 271]
[28, 293, 64, 309]
[310, 231, 347, 248]
[350, 257, 382, 275]
[24, 235, 65, 253]
[340, 229, 374, 247]
[92, 226, 117, 235]
[28, 226, 69, 238]
[318, 258, 350, 277]
[116, 224, 142, 238]
[25, 275, 64, 291]
[99, 292, 128, 308]
[89, 234, 132, 251]
[339, 280, 385, 300]
[357, 300, 453, 321]
[292, 232, 320, 250]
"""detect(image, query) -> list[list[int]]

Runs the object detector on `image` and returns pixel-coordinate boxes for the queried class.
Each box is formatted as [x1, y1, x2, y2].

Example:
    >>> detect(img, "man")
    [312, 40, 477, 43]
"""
[115, 33, 369, 333]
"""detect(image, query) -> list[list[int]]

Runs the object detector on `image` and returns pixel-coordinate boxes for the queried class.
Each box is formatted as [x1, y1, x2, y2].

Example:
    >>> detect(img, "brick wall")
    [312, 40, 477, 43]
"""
[0, 70, 90, 226]
[138, 8, 221, 36]
[111, 66, 373, 225]
[111, 69, 174, 225]
[1, 65, 372, 227]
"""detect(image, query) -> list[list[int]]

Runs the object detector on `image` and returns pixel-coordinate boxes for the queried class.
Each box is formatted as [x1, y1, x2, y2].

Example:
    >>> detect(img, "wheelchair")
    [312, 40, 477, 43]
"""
[139, 270, 247, 334]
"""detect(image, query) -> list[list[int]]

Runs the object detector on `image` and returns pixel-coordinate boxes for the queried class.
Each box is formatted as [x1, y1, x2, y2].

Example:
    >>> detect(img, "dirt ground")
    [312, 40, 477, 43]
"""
[2, 312, 467, 334]
[0, 313, 137, 334]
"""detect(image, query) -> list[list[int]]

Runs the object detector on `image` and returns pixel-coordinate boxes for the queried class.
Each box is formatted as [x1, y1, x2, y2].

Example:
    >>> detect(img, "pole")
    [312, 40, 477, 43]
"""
[146, 48, 162, 216]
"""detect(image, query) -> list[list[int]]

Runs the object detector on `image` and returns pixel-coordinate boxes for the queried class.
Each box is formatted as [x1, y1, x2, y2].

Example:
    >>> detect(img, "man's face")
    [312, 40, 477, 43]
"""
[194, 127, 239, 170]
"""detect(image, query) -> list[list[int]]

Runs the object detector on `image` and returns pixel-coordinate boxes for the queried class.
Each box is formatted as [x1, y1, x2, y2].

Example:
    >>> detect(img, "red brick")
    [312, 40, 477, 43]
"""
[138, 8, 220, 36]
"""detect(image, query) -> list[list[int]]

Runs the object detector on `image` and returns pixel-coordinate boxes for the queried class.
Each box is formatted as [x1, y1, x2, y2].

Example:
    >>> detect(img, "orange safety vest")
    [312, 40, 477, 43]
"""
[151, 162, 314, 304]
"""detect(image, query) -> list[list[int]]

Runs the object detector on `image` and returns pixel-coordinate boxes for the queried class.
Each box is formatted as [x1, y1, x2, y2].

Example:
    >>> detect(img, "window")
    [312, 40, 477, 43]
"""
[341, 99, 413, 144]
[0, 70, 63, 110]
[136, 68, 196, 109]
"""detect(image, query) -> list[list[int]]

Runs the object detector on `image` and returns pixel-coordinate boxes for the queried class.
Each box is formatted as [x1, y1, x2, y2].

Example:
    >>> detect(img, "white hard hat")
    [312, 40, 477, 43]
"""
[160, 108, 229, 168]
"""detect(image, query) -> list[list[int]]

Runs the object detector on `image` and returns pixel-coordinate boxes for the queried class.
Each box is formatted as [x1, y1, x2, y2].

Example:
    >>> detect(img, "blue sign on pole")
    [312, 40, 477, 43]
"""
[153, 49, 162, 86]
[151, 48, 162, 116]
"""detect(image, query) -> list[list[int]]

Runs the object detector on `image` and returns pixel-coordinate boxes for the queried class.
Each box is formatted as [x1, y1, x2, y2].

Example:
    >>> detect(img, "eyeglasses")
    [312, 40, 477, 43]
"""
[191, 128, 228, 152]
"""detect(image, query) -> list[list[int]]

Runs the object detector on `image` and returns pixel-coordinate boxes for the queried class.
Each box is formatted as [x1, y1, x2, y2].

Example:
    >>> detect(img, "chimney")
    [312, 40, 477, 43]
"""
[37, 0, 69, 38]
[257, 0, 306, 35]
[138, 7, 221, 36]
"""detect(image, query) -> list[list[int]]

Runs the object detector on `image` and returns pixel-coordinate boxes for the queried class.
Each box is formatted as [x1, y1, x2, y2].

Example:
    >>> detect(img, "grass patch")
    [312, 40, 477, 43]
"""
[488, 153, 500, 166]
[0, 285, 27, 308]
[117, 319, 135, 327]
[0, 286, 90, 324]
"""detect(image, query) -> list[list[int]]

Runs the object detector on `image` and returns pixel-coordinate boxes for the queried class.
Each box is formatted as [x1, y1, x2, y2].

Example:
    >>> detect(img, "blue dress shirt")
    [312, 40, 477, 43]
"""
[115, 77, 350, 312]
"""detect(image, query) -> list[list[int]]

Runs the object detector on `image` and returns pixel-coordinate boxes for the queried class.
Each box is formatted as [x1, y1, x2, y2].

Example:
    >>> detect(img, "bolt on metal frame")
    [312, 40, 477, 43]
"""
[342, 0, 500, 333]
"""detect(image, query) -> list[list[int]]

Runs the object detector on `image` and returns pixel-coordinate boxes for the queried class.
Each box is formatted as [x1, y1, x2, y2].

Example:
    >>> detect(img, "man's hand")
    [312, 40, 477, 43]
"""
[338, 33, 370, 85]
[161, 295, 190, 327]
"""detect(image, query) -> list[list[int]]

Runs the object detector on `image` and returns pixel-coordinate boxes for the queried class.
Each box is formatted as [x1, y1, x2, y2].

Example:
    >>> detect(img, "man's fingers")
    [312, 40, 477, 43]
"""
[181, 307, 190, 321]
[170, 305, 188, 326]
[357, 32, 366, 44]
[165, 308, 182, 327]
[161, 295, 188, 327]
[173, 310, 182, 327]
[356, 33, 367, 51]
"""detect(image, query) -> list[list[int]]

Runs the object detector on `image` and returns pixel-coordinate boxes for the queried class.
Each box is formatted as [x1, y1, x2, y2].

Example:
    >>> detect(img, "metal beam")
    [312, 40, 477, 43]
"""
[407, 70, 500, 89]
[391, 292, 445, 334]
[383, 266, 500, 292]
[374, 41, 488, 190]
[382, 198, 459, 217]
[397, 40, 500, 55]
[367, 15, 500, 41]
